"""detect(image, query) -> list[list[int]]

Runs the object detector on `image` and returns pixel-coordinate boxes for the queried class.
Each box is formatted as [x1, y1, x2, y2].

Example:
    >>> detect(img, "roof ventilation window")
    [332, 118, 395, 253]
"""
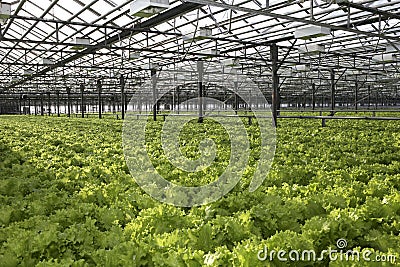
[222, 58, 240, 67]
[21, 69, 34, 76]
[298, 44, 325, 55]
[295, 26, 331, 40]
[71, 37, 91, 50]
[130, 0, 169, 18]
[293, 64, 310, 72]
[129, 52, 141, 60]
[41, 58, 55, 65]
[372, 54, 396, 62]
[182, 27, 213, 42]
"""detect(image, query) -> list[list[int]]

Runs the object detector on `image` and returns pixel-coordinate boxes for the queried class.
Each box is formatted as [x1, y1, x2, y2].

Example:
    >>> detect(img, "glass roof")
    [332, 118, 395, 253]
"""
[0, 0, 399, 98]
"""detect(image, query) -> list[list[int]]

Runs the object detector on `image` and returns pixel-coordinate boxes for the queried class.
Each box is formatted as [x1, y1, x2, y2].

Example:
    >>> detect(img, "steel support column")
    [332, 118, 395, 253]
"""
[197, 61, 204, 123]
[120, 75, 125, 120]
[97, 79, 102, 119]
[40, 93, 44, 116]
[80, 84, 85, 118]
[271, 43, 279, 127]
[330, 69, 335, 116]
[151, 69, 157, 121]
[312, 83, 316, 110]
[112, 94, 116, 114]
[47, 92, 51, 116]
[177, 90, 180, 114]
[234, 82, 239, 114]
[368, 85, 371, 108]
[18, 94, 22, 115]
[66, 87, 71, 117]
[27, 96, 31, 115]
[186, 92, 189, 111]
[355, 81, 358, 112]
[56, 90, 60, 117]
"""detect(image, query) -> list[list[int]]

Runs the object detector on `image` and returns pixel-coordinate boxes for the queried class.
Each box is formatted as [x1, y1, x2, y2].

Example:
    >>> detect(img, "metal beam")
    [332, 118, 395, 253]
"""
[204, 0, 400, 52]
[6, 2, 203, 90]
[341, 1, 400, 21]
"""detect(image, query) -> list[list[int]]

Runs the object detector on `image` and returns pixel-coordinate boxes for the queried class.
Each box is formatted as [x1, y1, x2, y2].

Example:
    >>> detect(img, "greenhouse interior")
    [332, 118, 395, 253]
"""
[0, 0, 399, 266]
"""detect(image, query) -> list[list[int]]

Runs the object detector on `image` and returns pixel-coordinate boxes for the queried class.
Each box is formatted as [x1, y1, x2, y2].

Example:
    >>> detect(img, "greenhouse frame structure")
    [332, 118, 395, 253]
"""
[0, 0, 399, 124]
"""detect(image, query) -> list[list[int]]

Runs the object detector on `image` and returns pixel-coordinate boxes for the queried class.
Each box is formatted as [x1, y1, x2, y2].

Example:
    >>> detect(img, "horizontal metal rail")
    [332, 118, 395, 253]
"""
[127, 112, 400, 127]
[278, 109, 400, 113]
[279, 115, 400, 121]
[7, 111, 399, 126]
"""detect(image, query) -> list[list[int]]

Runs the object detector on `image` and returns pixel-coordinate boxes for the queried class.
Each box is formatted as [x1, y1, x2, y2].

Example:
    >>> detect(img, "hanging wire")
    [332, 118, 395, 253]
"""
[207, 5, 225, 34]
[176, 8, 201, 62]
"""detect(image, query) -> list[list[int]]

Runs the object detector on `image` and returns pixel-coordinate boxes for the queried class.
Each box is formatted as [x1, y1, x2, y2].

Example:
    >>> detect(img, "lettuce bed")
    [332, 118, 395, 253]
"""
[0, 115, 399, 266]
